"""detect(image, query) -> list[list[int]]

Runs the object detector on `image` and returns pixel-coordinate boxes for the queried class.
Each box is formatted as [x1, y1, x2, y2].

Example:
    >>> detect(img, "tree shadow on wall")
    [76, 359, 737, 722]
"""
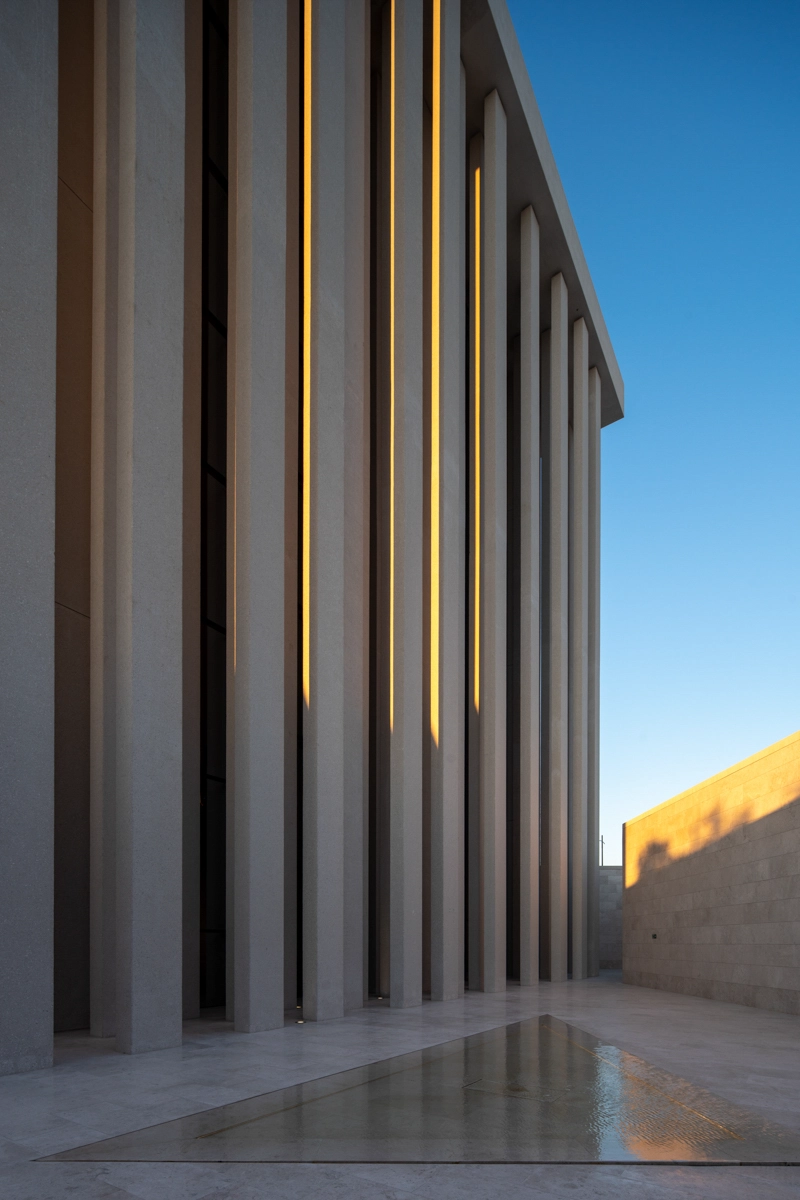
[623, 793, 800, 1012]
[634, 800, 757, 880]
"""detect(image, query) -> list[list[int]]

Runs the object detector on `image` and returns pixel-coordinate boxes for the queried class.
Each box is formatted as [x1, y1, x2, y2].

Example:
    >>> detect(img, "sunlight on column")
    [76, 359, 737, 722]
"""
[430, 0, 442, 746]
[473, 164, 481, 714]
[302, 0, 312, 706]
[389, 0, 396, 731]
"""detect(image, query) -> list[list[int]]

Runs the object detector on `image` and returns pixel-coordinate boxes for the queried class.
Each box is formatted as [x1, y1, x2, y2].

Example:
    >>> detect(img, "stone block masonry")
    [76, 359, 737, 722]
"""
[599, 865, 622, 969]
[624, 731, 800, 1015]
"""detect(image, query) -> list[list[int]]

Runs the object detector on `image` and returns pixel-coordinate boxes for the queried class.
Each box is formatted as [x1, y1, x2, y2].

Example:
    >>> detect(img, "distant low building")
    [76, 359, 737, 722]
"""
[599, 866, 623, 969]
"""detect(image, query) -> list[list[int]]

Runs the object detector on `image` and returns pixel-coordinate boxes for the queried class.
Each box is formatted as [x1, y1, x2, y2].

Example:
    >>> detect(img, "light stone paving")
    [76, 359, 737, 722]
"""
[0, 976, 798, 1198]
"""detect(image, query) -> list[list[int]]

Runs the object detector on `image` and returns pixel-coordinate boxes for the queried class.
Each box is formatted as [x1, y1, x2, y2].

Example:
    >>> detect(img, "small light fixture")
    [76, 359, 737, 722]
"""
[296, 1019, 305, 1024]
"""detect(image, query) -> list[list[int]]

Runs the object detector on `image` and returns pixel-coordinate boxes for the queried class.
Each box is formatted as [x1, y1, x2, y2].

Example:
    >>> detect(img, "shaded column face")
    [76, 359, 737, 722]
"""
[0, 0, 58, 1077]
[465, 94, 508, 996]
[540, 272, 569, 984]
[569, 316, 589, 981]
[91, 0, 120, 1042]
[517, 204, 540, 988]
[506, 327, 522, 986]
[114, 0, 186, 1054]
[340, 0, 371, 1018]
[299, 0, 352, 1023]
[465, 133, 483, 993]
[227, 0, 290, 1035]
[478, 88, 507, 995]
[586, 366, 602, 977]
[367, 6, 391, 1000]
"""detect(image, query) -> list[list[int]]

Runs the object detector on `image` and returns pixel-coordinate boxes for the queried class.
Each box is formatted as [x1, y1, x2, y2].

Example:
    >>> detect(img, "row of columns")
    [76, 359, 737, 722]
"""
[541, 280, 603, 983]
[0, 0, 602, 1073]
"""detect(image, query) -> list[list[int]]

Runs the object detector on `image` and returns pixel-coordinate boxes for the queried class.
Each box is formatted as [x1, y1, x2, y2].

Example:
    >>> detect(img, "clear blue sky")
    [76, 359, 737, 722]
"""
[508, 0, 800, 863]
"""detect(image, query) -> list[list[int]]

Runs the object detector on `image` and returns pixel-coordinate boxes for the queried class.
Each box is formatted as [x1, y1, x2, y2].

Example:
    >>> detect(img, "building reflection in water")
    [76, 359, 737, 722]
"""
[49, 1016, 799, 1165]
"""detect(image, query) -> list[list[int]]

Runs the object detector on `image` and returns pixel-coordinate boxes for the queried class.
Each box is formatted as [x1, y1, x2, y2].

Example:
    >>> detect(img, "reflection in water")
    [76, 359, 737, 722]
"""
[48, 1016, 800, 1165]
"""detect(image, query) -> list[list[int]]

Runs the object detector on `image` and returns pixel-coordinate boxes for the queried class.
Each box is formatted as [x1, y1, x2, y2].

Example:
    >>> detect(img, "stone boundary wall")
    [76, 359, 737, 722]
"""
[599, 866, 622, 968]
[623, 731, 800, 1015]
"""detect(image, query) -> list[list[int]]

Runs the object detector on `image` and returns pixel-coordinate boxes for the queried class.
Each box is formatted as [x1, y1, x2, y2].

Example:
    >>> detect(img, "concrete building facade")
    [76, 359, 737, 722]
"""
[0, 0, 623, 1076]
[624, 731, 800, 1016]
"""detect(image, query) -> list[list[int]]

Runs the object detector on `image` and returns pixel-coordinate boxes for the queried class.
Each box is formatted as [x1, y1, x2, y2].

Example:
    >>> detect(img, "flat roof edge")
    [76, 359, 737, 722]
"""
[488, 0, 625, 425]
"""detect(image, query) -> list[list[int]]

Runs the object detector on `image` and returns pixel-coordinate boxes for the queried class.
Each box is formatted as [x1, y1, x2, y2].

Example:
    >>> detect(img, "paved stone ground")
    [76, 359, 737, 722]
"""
[1, 975, 798, 1198]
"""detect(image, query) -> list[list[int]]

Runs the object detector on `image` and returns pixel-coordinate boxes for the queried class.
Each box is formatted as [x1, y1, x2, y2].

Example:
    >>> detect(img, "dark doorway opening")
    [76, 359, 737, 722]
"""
[199, 0, 229, 1010]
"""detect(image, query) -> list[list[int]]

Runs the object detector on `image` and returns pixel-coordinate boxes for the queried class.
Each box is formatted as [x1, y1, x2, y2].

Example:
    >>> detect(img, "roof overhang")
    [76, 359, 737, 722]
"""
[462, 0, 624, 426]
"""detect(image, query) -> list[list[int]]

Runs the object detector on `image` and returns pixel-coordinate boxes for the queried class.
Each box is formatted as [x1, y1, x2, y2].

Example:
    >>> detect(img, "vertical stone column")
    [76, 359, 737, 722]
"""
[480, 89, 507, 993]
[429, 0, 464, 1004]
[228, 0, 287, 1033]
[542, 272, 569, 983]
[519, 205, 540, 985]
[389, 0, 424, 1009]
[466, 132, 482, 993]
[303, 0, 346, 1022]
[115, 0, 185, 1053]
[303, 0, 363, 1021]
[91, 0, 119, 1039]
[0, 0, 58, 1077]
[342, 0, 370, 1014]
[570, 317, 590, 980]
[587, 366, 602, 976]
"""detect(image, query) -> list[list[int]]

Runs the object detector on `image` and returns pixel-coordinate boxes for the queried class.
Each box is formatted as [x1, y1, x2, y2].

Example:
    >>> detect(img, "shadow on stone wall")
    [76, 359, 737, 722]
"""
[623, 795, 800, 1015]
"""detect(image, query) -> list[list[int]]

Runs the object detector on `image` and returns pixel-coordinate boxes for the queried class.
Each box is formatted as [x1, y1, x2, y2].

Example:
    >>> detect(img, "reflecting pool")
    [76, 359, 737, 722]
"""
[48, 1016, 800, 1164]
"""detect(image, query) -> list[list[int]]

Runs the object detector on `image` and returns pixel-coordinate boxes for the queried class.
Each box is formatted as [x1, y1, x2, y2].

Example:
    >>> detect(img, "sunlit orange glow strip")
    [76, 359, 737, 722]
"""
[429, 0, 441, 746]
[543, 1023, 742, 1142]
[389, 0, 396, 731]
[302, 0, 312, 706]
[473, 165, 481, 713]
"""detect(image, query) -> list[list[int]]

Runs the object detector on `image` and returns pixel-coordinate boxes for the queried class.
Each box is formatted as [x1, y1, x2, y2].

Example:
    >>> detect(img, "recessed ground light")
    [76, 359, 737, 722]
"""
[296, 1019, 305, 1024]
